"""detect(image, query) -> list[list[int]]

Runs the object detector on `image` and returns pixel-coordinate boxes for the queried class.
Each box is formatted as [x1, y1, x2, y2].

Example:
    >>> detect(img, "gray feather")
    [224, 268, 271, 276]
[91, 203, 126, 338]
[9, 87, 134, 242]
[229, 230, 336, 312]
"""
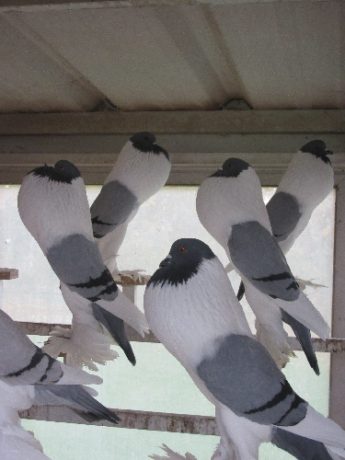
[0, 310, 63, 385]
[228, 221, 299, 300]
[46, 234, 118, 301]
[90, 180, 138, 239]
[266, 192, 302, 242]
[92, 303, 136, 365]
[197, 334, 307, 426]
[281, 310, 319, 375]
[34, 384, 120, 424]
[272, 427, 334, 459]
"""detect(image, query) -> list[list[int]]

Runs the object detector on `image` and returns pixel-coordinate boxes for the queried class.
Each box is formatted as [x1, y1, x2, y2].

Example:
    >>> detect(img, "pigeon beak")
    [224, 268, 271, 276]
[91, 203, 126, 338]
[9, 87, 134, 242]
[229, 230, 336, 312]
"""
[159, 254, 172, 268]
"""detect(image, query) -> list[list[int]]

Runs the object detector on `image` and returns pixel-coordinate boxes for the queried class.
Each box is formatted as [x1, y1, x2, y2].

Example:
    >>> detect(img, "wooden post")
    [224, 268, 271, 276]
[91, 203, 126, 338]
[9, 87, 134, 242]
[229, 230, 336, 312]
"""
[329, 178, 345, 427]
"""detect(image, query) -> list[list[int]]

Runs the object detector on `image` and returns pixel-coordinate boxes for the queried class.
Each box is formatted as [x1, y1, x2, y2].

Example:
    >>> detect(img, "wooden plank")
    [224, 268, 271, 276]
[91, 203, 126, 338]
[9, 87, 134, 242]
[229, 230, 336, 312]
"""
[329, 178, 345, 427]
[0, 268, 19, 280]
[16, 320, 345, 352]
[0, 110, 344, 135]
[0, 134, 344, 186]
[20, 406, 218, 435]
[0, 0, 330, 13]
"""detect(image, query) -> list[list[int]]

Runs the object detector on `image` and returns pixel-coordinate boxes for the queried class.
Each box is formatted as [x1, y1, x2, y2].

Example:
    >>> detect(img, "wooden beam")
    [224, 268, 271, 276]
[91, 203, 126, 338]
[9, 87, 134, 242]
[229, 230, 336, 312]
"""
[0, 110, 344, 135]
[16, 320, 345, 352]
[0, 268, 18, 280]
[20, 406, 218, 435]
[0, 111, 343, 185]
[329, 178, 345, 427]
[0, 0, 328, 13]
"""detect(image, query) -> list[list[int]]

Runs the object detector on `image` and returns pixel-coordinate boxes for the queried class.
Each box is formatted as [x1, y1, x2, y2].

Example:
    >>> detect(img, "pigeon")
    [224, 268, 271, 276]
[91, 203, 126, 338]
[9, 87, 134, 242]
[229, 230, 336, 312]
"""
[196, 156, 330, 369]
[267, 139, 333, 254]
[17, 160, 148, 369]
[0, 308, 120, 424]
[91, 131, 171, 274]
[144, 239, 345, 460]
[43, 133, 170, 369]
[47, 131, 170, 368]
[235, 140, 334, 373]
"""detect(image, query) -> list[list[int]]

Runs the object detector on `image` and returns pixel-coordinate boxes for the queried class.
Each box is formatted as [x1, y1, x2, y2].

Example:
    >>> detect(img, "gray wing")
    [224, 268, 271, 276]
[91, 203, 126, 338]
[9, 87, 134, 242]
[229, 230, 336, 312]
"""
[266, 192, 301, 242]
[0, 310, 63, 385]
[196, 334, 307, 426]
[34, 385, 119, 424]
[46, 234, 118, 301]
[90, 180, 138, 239]
[228, 221, 299, 300]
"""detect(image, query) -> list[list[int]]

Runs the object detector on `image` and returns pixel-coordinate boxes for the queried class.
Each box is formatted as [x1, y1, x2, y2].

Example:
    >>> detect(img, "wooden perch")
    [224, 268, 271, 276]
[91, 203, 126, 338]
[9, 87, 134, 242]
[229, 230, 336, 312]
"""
[0, 268, 19, 280]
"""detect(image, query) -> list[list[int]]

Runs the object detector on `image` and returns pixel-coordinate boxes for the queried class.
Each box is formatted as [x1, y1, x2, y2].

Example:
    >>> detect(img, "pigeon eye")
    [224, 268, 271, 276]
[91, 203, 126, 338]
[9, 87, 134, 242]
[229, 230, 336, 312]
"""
[179, 246, 187, 253]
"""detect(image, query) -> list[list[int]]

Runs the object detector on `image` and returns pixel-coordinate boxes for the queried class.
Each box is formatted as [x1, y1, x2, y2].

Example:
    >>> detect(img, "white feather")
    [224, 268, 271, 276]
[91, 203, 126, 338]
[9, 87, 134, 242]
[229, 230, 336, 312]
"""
[95, 138, 171, 272]
[196, 168, 271, 249]
[96, 222, 130, 273]
[283, 405, 345, 450]
[104, 140, 171, 204]
[217, 403, 271, 460]
[57, 362, 102, 385]
[244, 282, 330, 339]
[0, 429, 50, 460]
[145, 258, 251, 369]
[211, 440, 237, 460]
[149, 444, 197, 460]
[43, 284, 119, 369]
[277, 151, 334, 253]
[274, 291, 330, 339]
[0, 382, 49, 460]
[43, 323, 118, 371]
[18, 174, 92, 254]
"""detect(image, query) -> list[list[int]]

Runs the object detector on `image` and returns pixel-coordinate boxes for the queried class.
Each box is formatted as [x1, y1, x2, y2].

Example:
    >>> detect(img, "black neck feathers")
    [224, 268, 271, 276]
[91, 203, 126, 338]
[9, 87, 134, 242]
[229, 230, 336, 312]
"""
[130, 132, 169, 160]
[212, 158, 249, 178]
[300, 140, 332, 164]
[32, 160, 81, 184]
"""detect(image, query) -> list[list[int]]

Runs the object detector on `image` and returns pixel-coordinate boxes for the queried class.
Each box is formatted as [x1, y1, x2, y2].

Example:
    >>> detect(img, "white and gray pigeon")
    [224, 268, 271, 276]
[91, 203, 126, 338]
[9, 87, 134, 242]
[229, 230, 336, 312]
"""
[267, 139, 334, 254]
[235, 139, 334, 374]
[196, 156, 330, 369]
[44, 133, 170, 369]
[17, 160, 148, 369]
[91, 131, 171, 274]
[144, 239, 345, 460]
[47, 131, 170, 368]
[0, 308, 120, 424]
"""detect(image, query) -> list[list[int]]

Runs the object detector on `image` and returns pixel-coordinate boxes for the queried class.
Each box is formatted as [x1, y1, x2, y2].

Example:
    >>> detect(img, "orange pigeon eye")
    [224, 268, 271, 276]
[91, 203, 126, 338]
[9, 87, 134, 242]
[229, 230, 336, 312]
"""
[179, 246, 187, 253]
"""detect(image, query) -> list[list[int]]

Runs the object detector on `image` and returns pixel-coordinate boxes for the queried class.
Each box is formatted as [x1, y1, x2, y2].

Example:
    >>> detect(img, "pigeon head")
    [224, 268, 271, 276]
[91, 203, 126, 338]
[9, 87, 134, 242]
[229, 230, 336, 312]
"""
[130, 132, 169, 160]
[300, 140, 333, 164]
[212, 158, 250, 178]
[32, 160, 81, 184]
[148, 238, 215, 287]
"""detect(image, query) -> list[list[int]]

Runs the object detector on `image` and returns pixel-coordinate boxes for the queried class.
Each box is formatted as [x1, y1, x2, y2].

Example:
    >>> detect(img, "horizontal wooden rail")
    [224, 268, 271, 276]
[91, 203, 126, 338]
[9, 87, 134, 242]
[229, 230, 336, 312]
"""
[16, 321, 345, 353]
[20, 406, 218, 435]
[0, 110, 344, 135]
[0, 268, 19, 280]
